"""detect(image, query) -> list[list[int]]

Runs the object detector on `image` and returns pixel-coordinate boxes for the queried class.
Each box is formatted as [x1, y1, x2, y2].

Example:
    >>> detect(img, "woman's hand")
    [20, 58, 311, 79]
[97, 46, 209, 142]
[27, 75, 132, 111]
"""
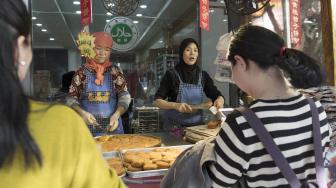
[174, 102, 193, 113]
[81, 111, 100, 127]
[213, 96, 225, 109]
[108, 113, 120, 132]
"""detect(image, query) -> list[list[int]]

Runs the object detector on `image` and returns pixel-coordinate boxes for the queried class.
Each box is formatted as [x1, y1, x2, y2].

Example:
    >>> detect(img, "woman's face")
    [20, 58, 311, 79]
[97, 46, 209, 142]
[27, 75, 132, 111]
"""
[183, 43, 198, 65]
[94, 45, 111, 64]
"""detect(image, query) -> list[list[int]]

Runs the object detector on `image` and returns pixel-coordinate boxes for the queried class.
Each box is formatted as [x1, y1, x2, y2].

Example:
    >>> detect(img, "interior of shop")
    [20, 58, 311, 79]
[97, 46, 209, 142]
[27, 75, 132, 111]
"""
[17, 0, 336, 186]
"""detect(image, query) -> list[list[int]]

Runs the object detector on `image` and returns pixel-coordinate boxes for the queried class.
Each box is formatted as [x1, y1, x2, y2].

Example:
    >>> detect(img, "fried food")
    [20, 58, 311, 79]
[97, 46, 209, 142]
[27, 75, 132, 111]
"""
[207, 120, 222, 129]
[143, 162, 158, 170]
[156, 161, 170, 169]
[95, 135, 161, 152]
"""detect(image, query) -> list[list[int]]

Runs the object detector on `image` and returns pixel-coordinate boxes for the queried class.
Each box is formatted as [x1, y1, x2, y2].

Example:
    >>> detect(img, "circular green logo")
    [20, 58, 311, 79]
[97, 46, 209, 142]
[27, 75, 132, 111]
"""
[105, 17, 139, 51]
[111, 23, 133, 45]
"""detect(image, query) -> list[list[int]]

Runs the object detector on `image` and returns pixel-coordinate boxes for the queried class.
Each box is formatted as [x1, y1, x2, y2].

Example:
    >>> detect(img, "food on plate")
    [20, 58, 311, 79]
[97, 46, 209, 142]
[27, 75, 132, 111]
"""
[106, 157, 125, 176]
[122, 148, 184, 172]
[95, 135, 161, 152]
[207, 120, 222, 129]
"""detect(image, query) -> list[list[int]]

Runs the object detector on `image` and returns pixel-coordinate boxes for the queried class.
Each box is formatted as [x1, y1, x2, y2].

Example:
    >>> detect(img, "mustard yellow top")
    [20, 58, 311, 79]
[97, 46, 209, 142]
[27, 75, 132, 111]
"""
[0, 100, 126, 188]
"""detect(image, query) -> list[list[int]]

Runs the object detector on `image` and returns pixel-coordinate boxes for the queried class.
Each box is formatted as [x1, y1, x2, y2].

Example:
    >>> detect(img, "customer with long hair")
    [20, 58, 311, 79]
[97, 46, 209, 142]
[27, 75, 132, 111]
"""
[207, 25, 331, 187]
[0, 0, 125, 187]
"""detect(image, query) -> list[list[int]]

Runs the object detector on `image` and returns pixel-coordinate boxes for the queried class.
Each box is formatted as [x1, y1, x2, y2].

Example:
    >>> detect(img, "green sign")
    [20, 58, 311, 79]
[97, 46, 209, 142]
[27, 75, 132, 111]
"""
[105, 17, 139, 51]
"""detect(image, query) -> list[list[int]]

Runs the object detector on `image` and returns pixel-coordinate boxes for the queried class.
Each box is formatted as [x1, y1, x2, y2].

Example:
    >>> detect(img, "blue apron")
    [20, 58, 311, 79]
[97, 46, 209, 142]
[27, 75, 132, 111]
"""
[80, 67, 124, 136]
[164, 69, 204, 129]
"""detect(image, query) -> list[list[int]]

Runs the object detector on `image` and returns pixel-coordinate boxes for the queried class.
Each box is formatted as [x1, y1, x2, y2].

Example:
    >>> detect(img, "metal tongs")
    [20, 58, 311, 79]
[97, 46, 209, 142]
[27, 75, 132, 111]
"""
[209, 106, 226, 121]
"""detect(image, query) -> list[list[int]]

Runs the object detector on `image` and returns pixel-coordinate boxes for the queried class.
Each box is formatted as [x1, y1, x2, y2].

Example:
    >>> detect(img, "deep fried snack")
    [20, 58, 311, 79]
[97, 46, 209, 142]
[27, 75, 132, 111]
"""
[131, 158, 145, 168]
[156, 161, 170, 169]
[127, 165, 143, 172]
[207, 120, 221, 129]
[143, 162, 158, 170]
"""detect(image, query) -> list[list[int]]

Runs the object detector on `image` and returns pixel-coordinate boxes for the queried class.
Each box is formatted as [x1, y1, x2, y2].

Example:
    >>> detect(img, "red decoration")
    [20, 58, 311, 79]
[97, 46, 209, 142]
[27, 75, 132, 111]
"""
[80, 0, 92, 26]
[289, 0, 301, 48]
[199, 0, 209, 31]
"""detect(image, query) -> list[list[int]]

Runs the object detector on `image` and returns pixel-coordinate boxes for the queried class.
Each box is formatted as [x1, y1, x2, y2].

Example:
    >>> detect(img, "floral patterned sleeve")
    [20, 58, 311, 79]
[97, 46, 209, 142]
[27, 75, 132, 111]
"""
[111, 65, 131, 110]
[68, 68, 86, 105]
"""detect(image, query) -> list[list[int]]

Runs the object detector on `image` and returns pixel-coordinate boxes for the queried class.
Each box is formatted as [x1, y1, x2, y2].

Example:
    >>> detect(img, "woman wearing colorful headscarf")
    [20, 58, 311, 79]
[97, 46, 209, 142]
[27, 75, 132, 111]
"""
[154, 38, 224, 129]
[69, 32, 131, 136]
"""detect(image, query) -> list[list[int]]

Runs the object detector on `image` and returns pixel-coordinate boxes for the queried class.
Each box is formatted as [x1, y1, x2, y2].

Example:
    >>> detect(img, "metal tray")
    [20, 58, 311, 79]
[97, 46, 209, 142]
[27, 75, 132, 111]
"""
[104, 151, 126, 178]
[120, 145, 193, 178]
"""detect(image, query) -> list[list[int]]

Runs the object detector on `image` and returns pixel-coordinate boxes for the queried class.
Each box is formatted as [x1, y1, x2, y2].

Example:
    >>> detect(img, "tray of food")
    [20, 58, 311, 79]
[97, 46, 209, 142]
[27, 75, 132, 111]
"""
[120, 145, 193, 178]
[95, 134, 162, 153]
[104, 151, 126, 177]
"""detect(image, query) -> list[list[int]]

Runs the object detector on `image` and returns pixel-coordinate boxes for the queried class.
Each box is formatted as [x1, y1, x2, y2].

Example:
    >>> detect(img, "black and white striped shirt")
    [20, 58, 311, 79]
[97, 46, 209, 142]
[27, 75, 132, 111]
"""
[208, 94, 331, 188]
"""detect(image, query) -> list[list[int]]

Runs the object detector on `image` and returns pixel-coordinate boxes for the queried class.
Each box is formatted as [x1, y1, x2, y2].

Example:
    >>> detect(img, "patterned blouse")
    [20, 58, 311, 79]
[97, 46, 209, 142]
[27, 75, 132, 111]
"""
[68, 64, 130, 110]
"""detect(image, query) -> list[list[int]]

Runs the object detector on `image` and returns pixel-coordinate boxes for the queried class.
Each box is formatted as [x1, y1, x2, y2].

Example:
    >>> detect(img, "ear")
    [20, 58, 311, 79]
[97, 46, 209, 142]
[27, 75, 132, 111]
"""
[16, 35, 32, 80]
[16, 35, 31, 62]
[234, 55, 247, 71]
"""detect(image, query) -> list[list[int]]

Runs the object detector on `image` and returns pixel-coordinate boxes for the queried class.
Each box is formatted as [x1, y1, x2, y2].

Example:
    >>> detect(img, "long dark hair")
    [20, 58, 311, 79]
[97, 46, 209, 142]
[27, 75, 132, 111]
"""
[228, 25, 324, 89]
[0, 0, 42, 168]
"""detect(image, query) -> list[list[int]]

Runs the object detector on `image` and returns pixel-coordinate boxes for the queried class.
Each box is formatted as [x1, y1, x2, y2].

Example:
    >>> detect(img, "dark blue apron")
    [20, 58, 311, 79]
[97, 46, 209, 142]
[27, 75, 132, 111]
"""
[80, 67, 124, 136]
[164, 69, 204, 129]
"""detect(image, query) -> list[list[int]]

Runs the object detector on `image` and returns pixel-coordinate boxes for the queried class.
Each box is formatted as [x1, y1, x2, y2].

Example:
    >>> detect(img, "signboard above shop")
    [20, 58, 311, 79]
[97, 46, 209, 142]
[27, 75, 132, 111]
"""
[104, 17, 139, 52]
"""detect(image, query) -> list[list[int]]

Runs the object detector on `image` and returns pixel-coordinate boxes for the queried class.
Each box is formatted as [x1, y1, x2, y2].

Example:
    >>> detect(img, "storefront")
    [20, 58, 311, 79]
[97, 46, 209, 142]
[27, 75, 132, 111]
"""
[25, 0, 336, 187]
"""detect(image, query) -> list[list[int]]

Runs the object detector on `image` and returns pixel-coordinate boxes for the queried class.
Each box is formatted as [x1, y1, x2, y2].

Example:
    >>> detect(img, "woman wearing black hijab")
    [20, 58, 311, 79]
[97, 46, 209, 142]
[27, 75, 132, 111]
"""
[154, 38, 224, 129]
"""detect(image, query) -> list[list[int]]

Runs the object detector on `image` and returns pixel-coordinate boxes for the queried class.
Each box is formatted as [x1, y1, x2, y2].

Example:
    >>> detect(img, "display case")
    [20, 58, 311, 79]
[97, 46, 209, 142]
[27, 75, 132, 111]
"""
[154, 54, 179, 89]
[132, 107, 160, 133]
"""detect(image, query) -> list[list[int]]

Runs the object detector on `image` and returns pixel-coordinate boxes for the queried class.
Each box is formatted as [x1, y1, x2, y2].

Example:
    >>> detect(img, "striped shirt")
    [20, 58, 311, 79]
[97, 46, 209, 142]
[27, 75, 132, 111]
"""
[208, 94, 331, 188]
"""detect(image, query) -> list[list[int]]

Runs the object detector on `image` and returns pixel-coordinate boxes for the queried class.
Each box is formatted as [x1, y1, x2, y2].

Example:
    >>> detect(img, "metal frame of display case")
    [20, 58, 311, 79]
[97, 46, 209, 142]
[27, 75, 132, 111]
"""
[132, 107, 160, 133]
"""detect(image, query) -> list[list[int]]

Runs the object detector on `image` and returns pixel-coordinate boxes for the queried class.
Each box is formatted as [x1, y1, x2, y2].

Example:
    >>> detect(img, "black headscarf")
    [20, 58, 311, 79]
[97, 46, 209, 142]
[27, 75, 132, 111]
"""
[175, 38, 201, 84]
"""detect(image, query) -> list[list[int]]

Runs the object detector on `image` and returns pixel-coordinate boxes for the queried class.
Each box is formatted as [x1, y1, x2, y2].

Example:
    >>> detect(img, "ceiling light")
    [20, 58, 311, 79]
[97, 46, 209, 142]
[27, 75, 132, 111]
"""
[106, 19, 110, 23]
[41, 29, 47, 32]
[210, 9, 215, 13]
[133, 20, 139, 24]
[32, 16, 37, 20]
[73, 1, 80, 5]
[36, 23, 42, 27]
[159, 40, 163, 43]
[136, 13, 142, 17]
[76, 11, 81, 14]
[140, 4, 147, 9]
[222, 19, 227, 22]
[220, 0, 225, 3]
[106, 12, 112, 16]
[49, 38, 55, 41]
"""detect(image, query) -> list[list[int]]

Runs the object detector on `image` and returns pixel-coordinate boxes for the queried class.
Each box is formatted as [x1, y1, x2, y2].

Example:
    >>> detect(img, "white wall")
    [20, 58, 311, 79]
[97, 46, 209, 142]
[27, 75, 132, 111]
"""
[201, 8, 230, 105]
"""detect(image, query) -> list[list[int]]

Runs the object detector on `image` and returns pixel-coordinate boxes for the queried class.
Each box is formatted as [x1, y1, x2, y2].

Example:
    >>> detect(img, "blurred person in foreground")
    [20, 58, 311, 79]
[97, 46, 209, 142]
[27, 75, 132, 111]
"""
[207, 25, 331, 187]
[0, 0, 126, 187]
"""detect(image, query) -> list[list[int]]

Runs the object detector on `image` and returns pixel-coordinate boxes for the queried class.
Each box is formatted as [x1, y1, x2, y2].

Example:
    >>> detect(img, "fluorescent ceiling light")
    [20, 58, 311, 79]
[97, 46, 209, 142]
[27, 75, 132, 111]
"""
[136, 13, 142, 17]
[73, 1, 80, 5]
[133, 20, 139, 24]
[140, 5, 147, 9]
[210, 9, 215, 13]
[49, 38, 55, 41]
[76, 11, 81, 14]
[159, 40, 163, 43]
[106, 12, 112, 16]
[32, 16, 37, 20]
[41, 29, 47, 32]
[106, 19, 110, 22]
[36, 23, 42, 27]
[220, 0, 225, 3]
